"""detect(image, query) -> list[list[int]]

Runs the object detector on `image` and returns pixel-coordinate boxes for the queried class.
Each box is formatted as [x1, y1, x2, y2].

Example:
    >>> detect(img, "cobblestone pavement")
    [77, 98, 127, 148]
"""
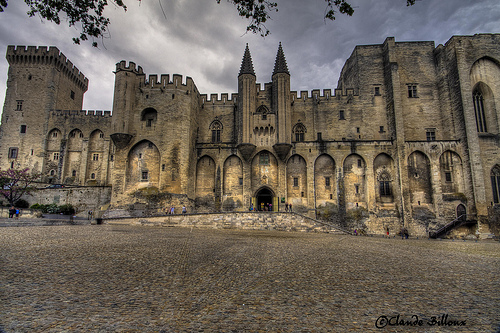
[0, 225, 499, 332]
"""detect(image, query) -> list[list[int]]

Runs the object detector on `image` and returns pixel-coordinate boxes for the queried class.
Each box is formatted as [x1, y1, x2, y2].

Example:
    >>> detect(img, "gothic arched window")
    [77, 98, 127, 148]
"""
[293, 122, 306, 142]
[378, 172, 392, 196]
[473, 90, 487, 133]
[210, 119, 223, 143]
[491, 165, 500, 204]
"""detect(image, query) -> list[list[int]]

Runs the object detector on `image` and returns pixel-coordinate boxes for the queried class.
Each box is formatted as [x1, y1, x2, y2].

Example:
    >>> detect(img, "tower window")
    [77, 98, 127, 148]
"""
[141, 171, 148, 180]
[325, 177, 331, 187]
[99, 132, 104, 138]
[357, 159, 362, 167]
[91, 173, 96, 179]
[339, 110, 345, 120]
[16, 100, 23, 111]
[355, 184, 359, 194]
[426, 129, 436, 141]
[407, 85, 418, 98]
[259, 152, 269, 165]
[374, 87, 381, 96]
[445, 172, 452, 182]
[53, 152, 59, 160]
[72, 170, 77, 177]
[8, 147, 18, 159]
[20, 125, 27, 134]
[70, 90, 75, 100]
[293, 177, 299, 187]
[93, 154, 99, 161]
[473, 90, 487, 133]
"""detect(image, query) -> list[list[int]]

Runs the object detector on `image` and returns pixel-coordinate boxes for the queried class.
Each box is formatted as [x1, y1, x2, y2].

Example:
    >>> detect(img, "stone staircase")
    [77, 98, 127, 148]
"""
[104, 211, 351, 234]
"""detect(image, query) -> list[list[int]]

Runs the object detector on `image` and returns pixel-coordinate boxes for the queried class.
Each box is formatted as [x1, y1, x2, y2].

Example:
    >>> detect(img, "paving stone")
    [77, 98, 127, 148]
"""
[0, 225, 498, 332]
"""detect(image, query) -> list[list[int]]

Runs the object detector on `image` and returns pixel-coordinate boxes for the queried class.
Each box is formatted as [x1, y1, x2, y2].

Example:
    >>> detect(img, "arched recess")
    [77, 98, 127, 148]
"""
[45, 128, 62, 180]
[251, 150, 278, 194]
[491, 165, 500, 204]
[314, 154, 336, 206]
[64, 128, 84, 183]
[141, 108, 158, 128]
[343, 154, 367, 209]
[86, 130, 106, 184]
[472, 82, 498, 134]
[470, 57, 500, 134]
[47, 128, 62, 151]
[223, 155, 243, 208]
[439, 151, 464, 194]
[125, 140, 161, 190]
[196, 155, 216, 199]
[373, 153, 395, 203]
[408, 151, 433, 205]
[287, 154, 308, 207]
[292, 122, 306, 142]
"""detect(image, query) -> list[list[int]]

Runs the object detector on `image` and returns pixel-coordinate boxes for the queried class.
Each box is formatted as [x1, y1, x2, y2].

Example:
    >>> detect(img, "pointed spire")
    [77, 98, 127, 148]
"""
[239, 43, 255, 76]
[273, 42, 289, 75]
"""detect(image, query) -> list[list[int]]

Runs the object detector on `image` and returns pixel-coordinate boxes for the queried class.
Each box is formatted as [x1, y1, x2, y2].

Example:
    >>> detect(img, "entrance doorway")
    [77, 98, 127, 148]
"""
[256, 188, 274, 211]
[457, 204, 466, 222]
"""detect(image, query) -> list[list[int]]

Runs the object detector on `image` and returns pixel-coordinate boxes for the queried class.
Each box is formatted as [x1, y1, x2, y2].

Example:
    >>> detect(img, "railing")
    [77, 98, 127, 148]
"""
[430, 214, 476, 238]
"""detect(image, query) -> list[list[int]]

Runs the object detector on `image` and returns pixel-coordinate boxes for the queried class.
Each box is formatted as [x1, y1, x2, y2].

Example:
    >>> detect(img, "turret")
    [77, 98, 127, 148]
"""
[237, 44, 257, 160]
[271, 43, 292, 160]
[110, 61, 145, 149]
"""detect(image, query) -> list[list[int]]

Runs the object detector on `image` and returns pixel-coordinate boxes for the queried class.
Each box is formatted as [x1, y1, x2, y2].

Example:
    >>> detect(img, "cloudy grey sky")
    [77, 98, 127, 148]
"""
[1, 0, 500, 113]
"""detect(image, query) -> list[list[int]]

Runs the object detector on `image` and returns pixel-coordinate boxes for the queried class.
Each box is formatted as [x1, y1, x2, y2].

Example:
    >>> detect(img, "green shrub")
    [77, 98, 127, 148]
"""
[59, 204, 75, 215]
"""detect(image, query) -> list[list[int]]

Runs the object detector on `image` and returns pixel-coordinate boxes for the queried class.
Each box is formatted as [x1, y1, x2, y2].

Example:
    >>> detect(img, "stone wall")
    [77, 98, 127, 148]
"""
[104, 212, 349, 234]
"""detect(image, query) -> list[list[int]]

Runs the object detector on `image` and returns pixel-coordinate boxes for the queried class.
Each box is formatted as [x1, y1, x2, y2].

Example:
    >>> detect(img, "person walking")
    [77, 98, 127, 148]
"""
[285, 203, 289, 212]
[182, 206, 187, 214]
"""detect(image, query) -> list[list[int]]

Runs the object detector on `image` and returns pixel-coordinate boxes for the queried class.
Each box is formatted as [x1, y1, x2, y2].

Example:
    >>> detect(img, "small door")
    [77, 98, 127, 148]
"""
[457, 204, 466, 221]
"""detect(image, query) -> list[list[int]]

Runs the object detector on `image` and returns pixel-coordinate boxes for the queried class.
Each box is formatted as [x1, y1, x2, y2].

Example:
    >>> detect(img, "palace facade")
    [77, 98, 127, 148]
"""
[2, 34, 500, 236]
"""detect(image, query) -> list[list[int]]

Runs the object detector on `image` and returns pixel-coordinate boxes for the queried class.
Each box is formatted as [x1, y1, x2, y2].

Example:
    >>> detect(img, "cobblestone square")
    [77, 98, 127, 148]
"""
[1, 225, 499, 332]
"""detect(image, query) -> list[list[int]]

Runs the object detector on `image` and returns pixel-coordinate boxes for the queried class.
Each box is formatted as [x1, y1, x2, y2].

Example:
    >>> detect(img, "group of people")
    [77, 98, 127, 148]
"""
[166, 206, 187, 215]
[247, 202, 293, 212]
[8, 206, 20, 219]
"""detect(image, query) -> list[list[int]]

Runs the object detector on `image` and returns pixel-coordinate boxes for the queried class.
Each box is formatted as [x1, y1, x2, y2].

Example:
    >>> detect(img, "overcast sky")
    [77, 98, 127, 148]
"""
[1, 0, 500, 113]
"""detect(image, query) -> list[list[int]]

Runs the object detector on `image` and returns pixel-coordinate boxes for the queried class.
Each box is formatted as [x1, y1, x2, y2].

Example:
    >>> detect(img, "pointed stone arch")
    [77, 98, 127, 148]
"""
[470, 57, 500, 134]
[408, 150, 433, 205]
[251, 150, 278, 193]
[491, 164, 500, 204]
[125, 140, 160, 191]
[373, 153, 395, 203]
[64, 128, 85, 184]
[287, 154, 308, 207]
[223, 155, 243, 210]
[343, 154, 367, 209]
[196, 155, 216, 200]
[439, 150, 464, 194]
[314, 154, 336, 206]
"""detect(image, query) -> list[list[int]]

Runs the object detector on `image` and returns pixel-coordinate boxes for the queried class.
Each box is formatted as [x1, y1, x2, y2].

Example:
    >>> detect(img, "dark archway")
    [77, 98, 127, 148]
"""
[457, 204, 466, 221]
[256, 187, 274, 211]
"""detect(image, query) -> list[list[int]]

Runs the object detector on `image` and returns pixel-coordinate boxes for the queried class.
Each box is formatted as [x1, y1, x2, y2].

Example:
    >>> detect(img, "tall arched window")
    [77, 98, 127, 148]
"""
[292, 122, 306, 142]
[210, 119, 223, 143]
[473, 90, 487, 133]
[491, 165, 500, 204]
[379, 172, 391, 196]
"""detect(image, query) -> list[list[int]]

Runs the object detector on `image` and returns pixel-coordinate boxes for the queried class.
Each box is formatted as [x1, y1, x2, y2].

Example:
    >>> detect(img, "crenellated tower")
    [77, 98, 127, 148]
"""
[0, 45, 88, 173]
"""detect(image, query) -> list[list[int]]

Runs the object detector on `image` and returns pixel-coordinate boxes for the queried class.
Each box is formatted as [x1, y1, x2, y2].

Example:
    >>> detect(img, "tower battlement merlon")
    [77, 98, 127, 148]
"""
[290, 88, 358, 102]
[142, 74, 197, 93]
[6, 45, 89, 92]
[199, 93, 238, 106]
[51, 109, 112, 117]
[115, 60, 145, 75]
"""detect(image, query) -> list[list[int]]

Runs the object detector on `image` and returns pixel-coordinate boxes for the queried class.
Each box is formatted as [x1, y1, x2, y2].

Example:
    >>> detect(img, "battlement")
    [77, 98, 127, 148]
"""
[200, 93, 238, 107]
[291, 88, 358, 103]
[143, 74, 197, 93]
[50, 109, 112, 117]
[6, 45, 88, 92]
[115, 60, 144, 75]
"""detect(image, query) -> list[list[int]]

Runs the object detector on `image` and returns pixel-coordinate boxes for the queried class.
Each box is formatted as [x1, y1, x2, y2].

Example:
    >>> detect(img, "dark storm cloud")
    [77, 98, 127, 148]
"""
[0, 0, 499, 113]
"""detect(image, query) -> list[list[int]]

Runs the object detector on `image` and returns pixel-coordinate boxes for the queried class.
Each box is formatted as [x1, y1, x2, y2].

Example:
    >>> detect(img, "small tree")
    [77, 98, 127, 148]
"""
[0, 168, 41, 207]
